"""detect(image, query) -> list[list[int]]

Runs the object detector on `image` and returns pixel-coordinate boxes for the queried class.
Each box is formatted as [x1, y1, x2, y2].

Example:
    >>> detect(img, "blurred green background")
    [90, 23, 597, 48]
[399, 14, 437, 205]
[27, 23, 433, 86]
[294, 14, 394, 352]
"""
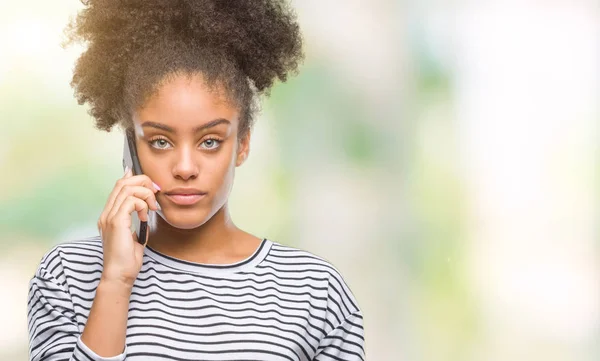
[1, 1, 598, 360]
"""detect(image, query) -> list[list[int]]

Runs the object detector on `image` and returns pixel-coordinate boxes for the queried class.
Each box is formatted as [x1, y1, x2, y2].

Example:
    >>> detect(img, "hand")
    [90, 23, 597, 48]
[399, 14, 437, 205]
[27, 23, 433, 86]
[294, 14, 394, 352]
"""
[97, 168, 160, 287]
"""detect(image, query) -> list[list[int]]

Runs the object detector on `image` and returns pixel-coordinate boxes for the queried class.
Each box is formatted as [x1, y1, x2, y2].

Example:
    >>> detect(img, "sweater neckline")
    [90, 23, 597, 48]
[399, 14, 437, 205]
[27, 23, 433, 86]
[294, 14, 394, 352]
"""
[143, 238, 272, 275]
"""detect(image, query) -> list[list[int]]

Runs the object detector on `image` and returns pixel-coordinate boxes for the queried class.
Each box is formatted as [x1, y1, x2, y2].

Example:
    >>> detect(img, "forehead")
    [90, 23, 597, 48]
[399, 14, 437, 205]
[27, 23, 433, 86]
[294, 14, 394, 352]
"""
[136, 73, 239, 130]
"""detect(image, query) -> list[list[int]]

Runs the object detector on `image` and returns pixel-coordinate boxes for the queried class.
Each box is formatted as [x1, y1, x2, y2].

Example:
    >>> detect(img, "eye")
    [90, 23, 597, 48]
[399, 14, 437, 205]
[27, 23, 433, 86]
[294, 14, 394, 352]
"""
[149, 137, 172, 150]
[200, 138, 222, 150]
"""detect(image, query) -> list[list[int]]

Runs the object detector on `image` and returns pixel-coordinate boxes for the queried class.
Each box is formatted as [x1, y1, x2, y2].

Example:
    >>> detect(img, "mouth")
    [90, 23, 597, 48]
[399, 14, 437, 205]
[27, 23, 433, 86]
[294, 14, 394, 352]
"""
[163, 189, 207, 206]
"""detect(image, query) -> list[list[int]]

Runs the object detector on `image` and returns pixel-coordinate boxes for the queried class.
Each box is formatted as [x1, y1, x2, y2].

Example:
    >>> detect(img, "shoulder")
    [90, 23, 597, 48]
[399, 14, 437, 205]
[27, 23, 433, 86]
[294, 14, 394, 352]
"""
[33, 236, 104, 281]
[266, 241, 362, 315]
[267, 241, 343, 277]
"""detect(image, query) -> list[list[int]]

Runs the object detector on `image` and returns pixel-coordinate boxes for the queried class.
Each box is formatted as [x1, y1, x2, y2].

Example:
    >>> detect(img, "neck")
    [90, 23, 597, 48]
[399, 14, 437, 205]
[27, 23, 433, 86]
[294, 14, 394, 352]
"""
[146, 202, 245, 263]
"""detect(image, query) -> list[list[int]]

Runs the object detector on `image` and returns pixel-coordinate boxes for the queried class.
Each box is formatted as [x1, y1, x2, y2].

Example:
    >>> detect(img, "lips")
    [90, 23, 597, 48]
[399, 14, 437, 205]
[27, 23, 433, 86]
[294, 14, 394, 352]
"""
[163, 188, 207, 206]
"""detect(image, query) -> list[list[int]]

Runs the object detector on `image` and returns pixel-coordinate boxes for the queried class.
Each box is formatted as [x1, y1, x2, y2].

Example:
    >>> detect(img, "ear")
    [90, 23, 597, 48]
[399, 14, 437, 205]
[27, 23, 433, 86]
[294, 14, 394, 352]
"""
[235, 131, 251, 167]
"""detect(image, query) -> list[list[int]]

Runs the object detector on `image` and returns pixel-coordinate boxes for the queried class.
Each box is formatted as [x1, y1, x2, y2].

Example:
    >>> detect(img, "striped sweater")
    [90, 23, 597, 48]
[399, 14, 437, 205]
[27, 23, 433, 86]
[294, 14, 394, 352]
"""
[27, 237, 365, 360]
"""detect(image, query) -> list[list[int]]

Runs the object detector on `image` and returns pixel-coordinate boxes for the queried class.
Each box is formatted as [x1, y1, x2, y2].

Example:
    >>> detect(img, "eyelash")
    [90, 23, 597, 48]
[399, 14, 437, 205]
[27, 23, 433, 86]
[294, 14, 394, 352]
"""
[147, 136, 223, 151]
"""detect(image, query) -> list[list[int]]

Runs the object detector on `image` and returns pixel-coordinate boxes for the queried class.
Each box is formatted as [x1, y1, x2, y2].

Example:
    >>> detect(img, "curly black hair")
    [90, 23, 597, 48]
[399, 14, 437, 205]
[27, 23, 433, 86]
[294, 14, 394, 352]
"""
[64, 0, 304, 137]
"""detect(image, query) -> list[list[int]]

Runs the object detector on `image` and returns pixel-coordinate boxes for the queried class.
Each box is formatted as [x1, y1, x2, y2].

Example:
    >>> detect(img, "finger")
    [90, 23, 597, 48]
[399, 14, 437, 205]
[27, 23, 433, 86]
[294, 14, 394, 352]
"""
[101, 173, 160, 227]
[114, 195, 149, 225]
[99, 167, 136, 227]
[109, 196, 150, 229]
[126, 174, 160, 193]
[109, 185, 159, 219]
[129, 185, 160, 210]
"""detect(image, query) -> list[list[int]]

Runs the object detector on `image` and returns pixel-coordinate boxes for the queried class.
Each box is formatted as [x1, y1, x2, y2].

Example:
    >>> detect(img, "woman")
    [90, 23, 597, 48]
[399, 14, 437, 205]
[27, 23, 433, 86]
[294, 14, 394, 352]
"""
[27, 1, 365, 360]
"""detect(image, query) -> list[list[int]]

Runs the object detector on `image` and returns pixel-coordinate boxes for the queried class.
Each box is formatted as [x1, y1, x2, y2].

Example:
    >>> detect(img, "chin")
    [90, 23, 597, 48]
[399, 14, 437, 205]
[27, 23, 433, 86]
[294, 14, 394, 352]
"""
[158, 208, 213, 230]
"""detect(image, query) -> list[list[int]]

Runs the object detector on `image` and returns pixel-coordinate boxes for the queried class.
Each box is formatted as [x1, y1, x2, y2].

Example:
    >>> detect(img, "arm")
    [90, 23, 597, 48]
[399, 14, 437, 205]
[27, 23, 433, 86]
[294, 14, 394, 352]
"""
[80, 278, 132, 358]
[27, 268, 128, 361]
[28, 165, 160, 360]
[311, 266, 366, 361]
[313, 312, 366, 361]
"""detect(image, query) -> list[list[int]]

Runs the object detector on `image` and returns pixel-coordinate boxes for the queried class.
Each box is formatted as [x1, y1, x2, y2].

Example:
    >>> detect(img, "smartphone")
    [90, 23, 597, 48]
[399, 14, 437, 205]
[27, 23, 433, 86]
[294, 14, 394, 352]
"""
[123, 130, 149, 245]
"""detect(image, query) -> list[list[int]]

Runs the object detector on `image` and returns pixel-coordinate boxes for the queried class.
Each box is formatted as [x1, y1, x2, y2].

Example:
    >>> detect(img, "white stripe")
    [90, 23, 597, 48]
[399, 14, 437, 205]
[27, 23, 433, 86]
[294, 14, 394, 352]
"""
[27, 238, 365, 361]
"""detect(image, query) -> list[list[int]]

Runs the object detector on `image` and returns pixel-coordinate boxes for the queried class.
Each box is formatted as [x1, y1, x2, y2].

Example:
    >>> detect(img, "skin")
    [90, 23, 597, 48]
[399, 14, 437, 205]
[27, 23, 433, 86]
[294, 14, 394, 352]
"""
[136, 73, 262, 264]
[85, 72, 262, 357]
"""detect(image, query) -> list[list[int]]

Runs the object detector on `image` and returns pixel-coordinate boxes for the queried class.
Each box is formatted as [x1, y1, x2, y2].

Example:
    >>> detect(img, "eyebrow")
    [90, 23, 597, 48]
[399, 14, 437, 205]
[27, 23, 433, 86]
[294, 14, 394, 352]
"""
[141, 118, 231, 134]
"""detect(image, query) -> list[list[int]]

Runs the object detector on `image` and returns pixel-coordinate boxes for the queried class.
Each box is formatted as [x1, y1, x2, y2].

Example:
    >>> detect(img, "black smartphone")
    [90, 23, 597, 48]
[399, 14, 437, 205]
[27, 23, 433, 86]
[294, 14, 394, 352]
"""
[123, 130, 148, 245]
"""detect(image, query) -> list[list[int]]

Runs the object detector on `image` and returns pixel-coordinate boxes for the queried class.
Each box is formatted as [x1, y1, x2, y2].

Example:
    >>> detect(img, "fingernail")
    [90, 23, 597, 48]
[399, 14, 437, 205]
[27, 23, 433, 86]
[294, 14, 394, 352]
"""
[124, 166, 130, 175]
[152, 182, 161, 191]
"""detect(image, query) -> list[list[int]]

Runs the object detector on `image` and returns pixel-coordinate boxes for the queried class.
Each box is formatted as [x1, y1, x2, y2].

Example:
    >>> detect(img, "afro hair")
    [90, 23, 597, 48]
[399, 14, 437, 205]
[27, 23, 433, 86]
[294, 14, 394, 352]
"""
[65, 0, 304, 136]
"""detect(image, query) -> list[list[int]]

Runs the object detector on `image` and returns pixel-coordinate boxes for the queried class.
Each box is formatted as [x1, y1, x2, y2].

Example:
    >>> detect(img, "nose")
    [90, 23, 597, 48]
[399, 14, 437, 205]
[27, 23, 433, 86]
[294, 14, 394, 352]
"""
[172, 145, 199, 181]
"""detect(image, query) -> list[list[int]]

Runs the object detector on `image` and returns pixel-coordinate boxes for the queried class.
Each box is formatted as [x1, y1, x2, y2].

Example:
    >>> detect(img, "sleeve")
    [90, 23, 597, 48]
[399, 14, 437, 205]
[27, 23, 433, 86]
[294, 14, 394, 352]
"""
[313, 268, 366, 361]
[27, 250, 127, 361]
[313, 312, 365, 361]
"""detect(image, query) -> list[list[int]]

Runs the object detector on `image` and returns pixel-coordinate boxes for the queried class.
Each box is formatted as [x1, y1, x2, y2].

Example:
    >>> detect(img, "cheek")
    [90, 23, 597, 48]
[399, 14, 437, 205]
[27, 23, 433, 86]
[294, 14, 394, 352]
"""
[208, 146, 237, 185]
[143, 162, 171, 192]
[202, 150, 237, 204]
[139, 153, 163, 180]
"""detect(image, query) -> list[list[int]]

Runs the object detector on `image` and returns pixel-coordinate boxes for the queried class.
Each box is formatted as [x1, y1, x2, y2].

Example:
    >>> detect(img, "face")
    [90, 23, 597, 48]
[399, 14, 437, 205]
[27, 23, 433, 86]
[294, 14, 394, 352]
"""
[133, 73, 250, 230]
